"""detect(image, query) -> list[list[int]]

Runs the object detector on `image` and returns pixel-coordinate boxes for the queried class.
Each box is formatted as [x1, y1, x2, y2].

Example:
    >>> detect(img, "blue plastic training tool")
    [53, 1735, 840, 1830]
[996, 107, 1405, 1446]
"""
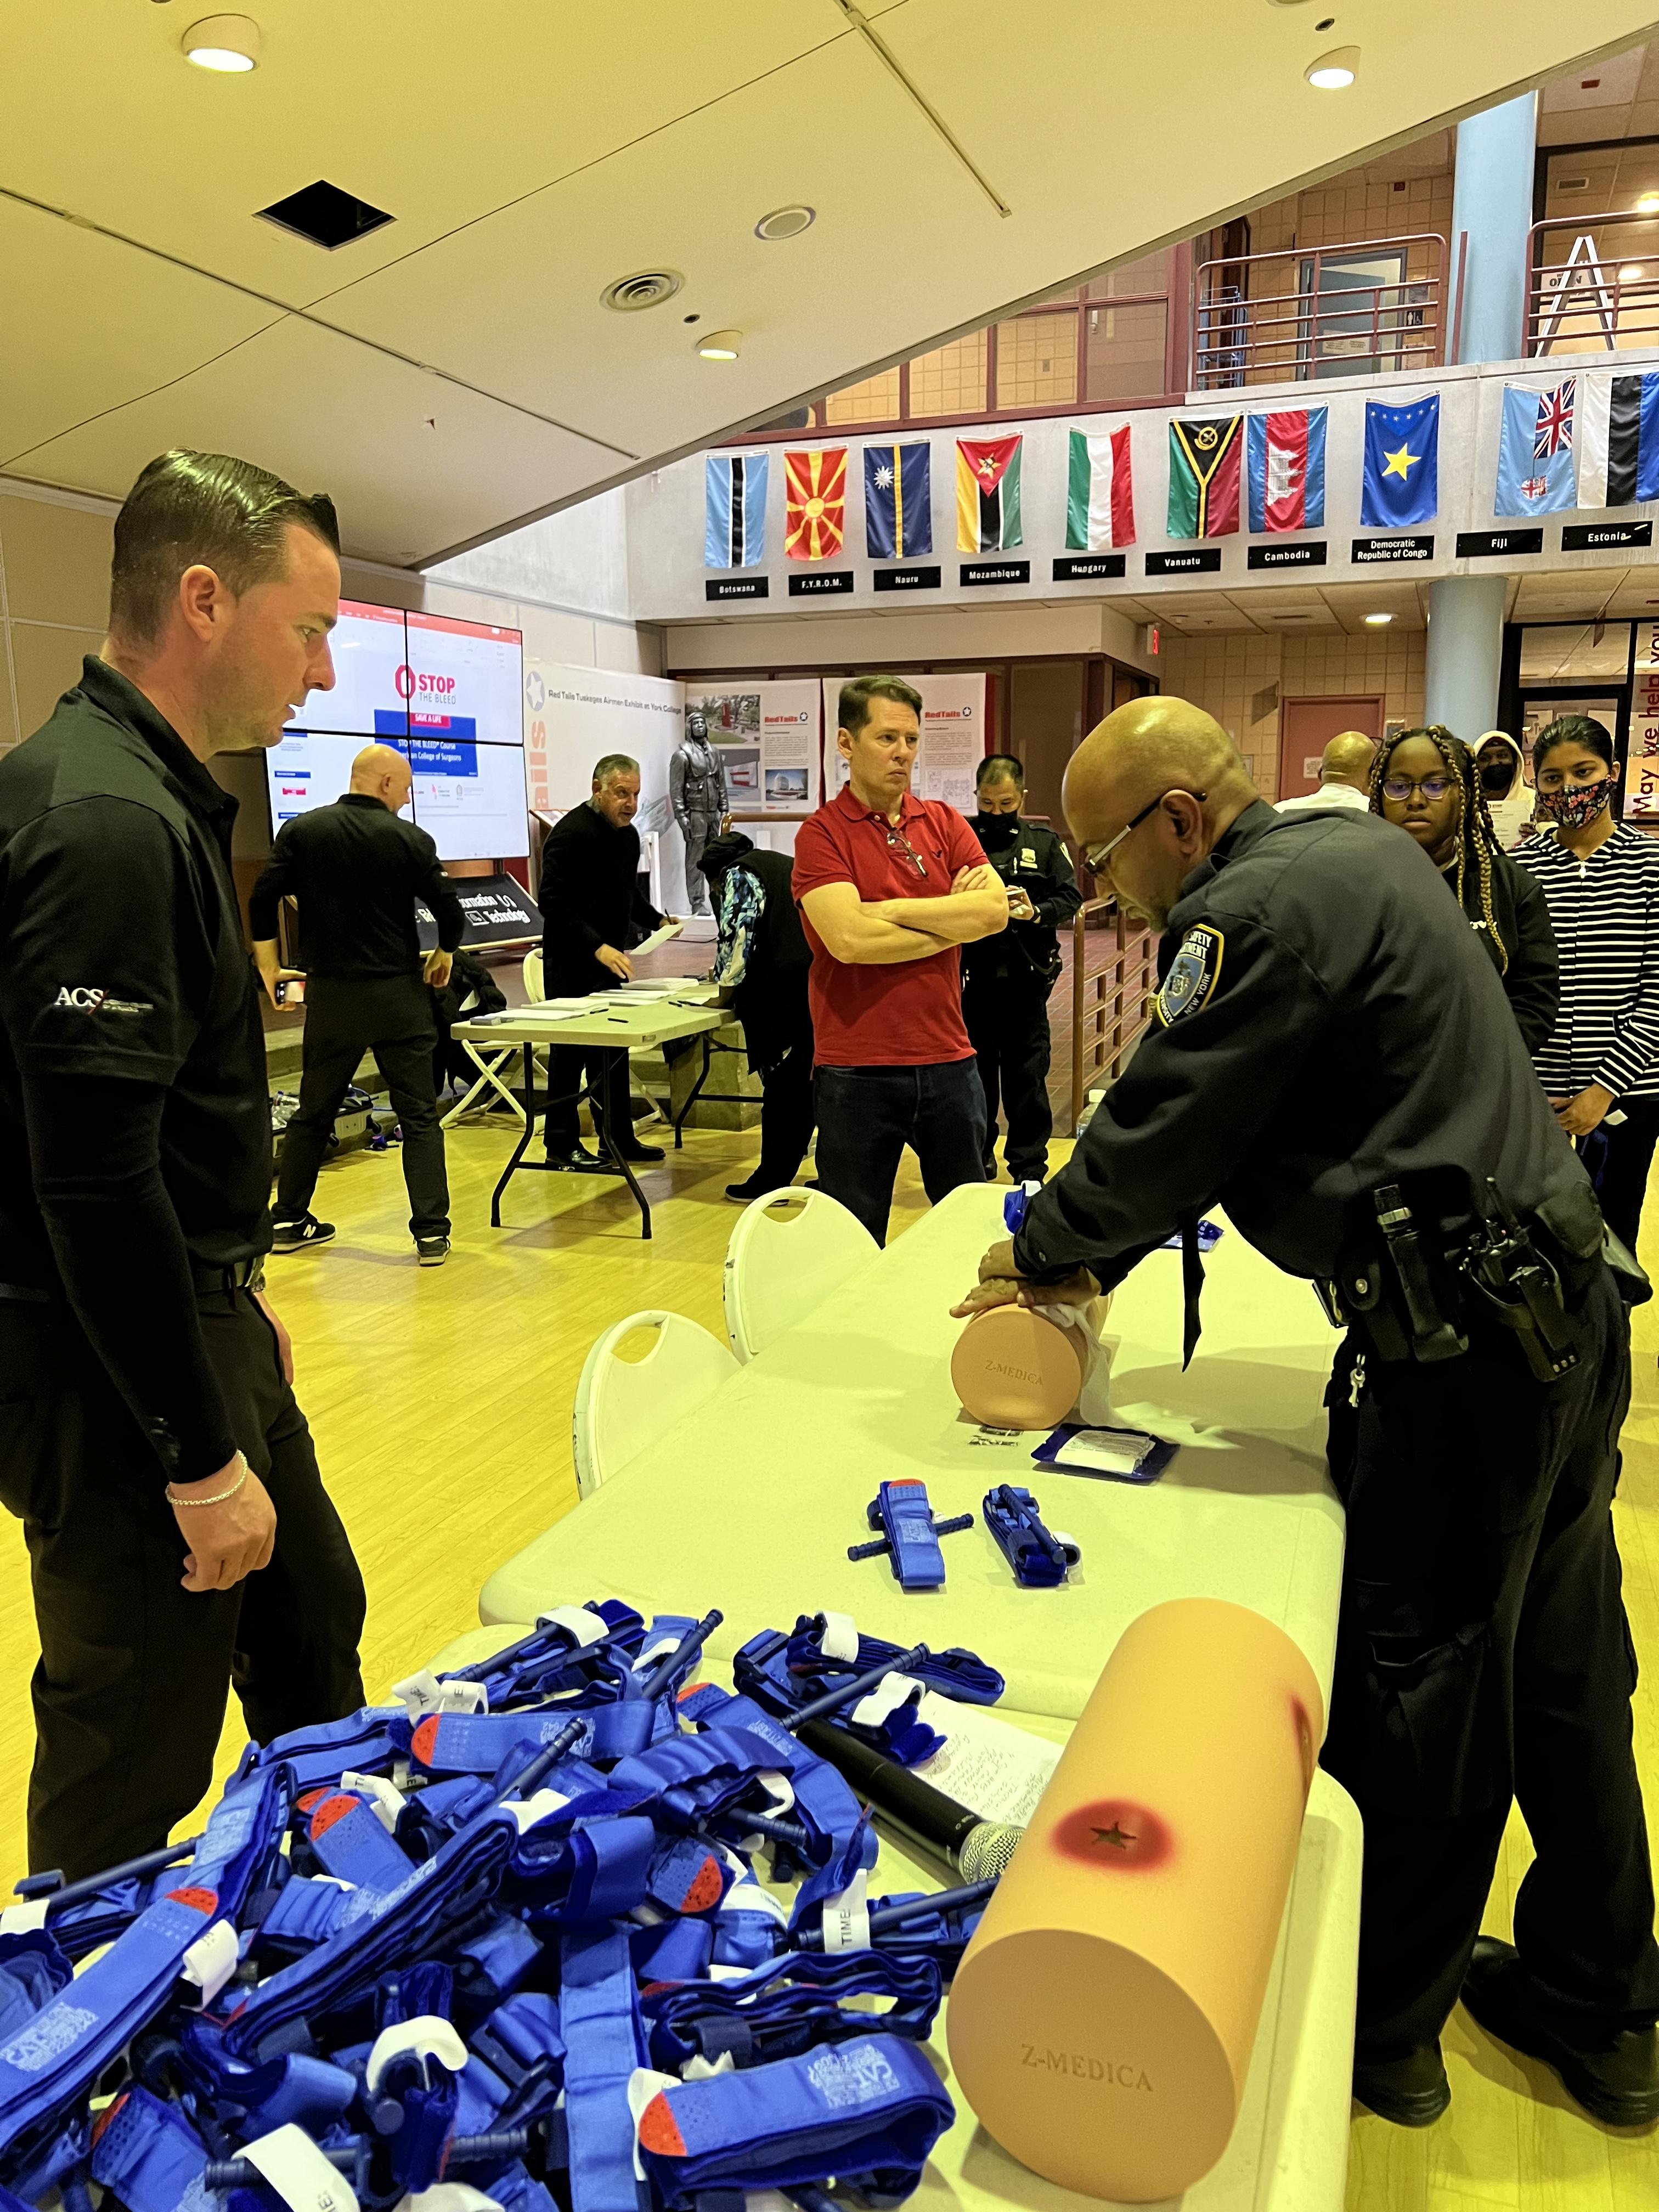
[848, 1481, 972, 1590]
[981, 1485, 1081, 1588]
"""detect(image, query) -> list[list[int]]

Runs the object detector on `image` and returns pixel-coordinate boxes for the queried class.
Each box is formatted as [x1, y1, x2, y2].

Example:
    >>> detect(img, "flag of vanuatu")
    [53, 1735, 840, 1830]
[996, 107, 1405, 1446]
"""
[784, 447, 848, 561]
[956, 435, 1024, 552]
[1167, 415, 1243, 538]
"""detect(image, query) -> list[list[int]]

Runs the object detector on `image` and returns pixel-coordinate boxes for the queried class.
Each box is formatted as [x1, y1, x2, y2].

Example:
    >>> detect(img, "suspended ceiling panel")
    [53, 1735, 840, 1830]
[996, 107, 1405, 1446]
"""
[3, 0, 1657, 563]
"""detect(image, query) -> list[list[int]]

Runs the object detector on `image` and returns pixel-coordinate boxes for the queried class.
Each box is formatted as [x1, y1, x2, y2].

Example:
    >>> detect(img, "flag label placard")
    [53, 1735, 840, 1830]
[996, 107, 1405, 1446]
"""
[787, 570, 855, 596]
[1562, 521, 1652, 550]
[872, 565, 941, 592]
[1352, 535, 1435, 563]
[706, 577, 769, 601]
[1053, 554, 1127, 581]
[1147, 548, 1222, 575]
[1457, 529, 1543, 558]
[960, 560, 1030, 586]
[1247, 542, 1327, 569]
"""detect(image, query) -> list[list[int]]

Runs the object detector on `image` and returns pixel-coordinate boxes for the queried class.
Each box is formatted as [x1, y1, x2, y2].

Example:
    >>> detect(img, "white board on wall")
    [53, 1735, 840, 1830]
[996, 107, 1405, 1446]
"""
[526, 662, 692, 907]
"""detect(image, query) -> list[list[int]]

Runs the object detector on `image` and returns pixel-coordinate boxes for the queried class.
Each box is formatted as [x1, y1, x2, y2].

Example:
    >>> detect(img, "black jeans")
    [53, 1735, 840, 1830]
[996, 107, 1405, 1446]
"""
[1321, 1265, 1659, 2052]
[544, 1045, 631, 1156]
[964, 971, 1054, 1183]
[813, 1059, 987, 1246]
[276, 974, 449, 1239]
[0, 1290, 366, 1880]
[749, 1040, 816, 1192]
[1591, 1095, 1659, 1255]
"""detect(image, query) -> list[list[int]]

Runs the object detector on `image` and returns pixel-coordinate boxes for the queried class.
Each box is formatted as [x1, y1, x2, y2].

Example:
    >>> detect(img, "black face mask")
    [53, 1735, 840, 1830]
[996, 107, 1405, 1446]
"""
[973, 811, 1020, 850]
[1480, 760, 1514, 795]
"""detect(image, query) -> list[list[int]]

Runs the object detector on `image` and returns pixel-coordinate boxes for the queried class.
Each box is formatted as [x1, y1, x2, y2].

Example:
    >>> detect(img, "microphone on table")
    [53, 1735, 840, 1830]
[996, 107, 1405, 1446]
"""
[795, 1718, 1024, 1883]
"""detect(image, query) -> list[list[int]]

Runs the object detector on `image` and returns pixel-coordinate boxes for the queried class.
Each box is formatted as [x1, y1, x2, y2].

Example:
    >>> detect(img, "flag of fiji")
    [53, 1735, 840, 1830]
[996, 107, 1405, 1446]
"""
[704, 453, 768, 568]
[1359, 395, 1439, 530]
[864, 442, 933, 559]
[1495, 381, 1578, 518]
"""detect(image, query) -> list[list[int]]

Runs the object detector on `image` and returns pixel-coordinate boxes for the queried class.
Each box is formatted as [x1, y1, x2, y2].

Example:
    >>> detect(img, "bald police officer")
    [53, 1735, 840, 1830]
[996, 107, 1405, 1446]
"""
[955, 698, 1659, 2128]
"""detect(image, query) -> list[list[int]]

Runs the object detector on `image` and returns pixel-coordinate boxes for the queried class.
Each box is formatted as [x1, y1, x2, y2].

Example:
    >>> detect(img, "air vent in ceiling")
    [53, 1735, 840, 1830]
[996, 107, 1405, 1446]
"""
[1556, 177, 1590, 194]
[602, 269, 684, 312]
[257, 179, 394, 250]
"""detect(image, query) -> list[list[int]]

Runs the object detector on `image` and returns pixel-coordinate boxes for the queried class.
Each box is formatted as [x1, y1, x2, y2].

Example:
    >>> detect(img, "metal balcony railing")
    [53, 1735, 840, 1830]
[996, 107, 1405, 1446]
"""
[1069, 900, 1155, 1135]
[1190, 234, 1454, 391]
[1526, 209, 1659, 356]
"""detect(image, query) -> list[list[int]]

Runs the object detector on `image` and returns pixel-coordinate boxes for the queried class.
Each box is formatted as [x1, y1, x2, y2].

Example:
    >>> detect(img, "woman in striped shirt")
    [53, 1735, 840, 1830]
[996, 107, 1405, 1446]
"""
[1511, 715, 1659, 1254]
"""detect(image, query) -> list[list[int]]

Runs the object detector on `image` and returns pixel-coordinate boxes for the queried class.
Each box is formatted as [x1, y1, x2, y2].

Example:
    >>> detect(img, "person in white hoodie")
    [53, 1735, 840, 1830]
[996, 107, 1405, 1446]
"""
[1475, 731, 1535, 849]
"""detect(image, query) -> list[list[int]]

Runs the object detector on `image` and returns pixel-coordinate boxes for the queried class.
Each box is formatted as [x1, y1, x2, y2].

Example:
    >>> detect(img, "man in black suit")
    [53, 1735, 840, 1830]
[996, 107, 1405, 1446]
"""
[538, 753, 668, 1170]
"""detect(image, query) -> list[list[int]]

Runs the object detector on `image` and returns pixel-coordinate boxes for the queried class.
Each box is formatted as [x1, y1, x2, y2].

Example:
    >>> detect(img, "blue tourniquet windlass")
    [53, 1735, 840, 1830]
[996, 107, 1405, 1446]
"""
[640, 1950, 943, 2072]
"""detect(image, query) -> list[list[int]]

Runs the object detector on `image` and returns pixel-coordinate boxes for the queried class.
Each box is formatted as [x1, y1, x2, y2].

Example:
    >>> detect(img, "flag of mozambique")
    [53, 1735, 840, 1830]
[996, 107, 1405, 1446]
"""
[956, 435, 1024, 552]
[783, 447, 848, 561]
[1167, 415, 1243, 538]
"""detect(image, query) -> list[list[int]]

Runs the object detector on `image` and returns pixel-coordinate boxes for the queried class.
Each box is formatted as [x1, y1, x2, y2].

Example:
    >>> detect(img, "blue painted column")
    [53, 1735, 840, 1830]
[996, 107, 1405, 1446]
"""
[1424, 91, 1538, 735]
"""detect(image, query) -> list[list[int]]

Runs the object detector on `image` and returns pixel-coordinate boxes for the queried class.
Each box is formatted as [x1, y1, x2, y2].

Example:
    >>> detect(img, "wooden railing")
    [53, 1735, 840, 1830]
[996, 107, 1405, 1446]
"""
[1069, 898, 1156, 1135]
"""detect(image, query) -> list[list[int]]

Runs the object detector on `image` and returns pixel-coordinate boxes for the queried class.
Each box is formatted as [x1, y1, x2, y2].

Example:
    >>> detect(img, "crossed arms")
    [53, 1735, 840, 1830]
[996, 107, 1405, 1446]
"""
[802, 865, 1009, 966]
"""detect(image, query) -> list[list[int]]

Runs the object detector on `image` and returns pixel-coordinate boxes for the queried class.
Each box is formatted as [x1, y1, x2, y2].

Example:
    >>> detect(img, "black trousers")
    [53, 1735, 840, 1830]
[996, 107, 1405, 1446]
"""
[1592, 1096, 1659, 1254]
[964, 970, 1054, 1183]
[751, 1039, 816, 1192]
[276, 974, 449, 1239]
[544, 1045, 630, 1156]
[814, 1059, 987, 1246]
[1321, 1265, 1659, 2052]
[0, 1289, 366, 1881]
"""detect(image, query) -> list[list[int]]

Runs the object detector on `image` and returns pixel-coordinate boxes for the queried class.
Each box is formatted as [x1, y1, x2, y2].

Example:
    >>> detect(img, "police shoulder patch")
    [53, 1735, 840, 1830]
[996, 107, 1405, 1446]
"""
[1156, 924, 1224, 1026]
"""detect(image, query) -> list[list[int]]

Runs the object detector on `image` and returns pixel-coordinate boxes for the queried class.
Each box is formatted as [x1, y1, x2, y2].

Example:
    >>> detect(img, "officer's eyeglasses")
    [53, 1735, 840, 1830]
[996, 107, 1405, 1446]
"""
[1380, 774, 1450, 802]
[1084, 789, 1207, 876]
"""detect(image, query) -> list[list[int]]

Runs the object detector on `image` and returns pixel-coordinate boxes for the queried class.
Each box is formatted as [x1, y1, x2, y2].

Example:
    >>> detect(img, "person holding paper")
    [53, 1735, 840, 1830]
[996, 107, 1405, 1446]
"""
[539, 753, 676, 1170]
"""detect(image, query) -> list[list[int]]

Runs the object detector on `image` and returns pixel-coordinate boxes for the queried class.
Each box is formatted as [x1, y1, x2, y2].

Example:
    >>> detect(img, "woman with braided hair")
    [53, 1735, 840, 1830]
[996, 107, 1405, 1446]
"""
[1370, 725, 1559, 1054]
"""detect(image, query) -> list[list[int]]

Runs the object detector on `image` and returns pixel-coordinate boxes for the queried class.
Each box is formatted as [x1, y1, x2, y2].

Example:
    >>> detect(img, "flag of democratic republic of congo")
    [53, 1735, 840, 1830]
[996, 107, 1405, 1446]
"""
[1167, 416, 1243, 538]
[1359, 394, 1439, 529]
[704, 452, 768, 568]
[783, 447, 848, 561]
[864, 441, 933, 559]
[956, 435, 1024, 552]
[1246, 408, 1327, 533]
[1577, 370, 1659, 507]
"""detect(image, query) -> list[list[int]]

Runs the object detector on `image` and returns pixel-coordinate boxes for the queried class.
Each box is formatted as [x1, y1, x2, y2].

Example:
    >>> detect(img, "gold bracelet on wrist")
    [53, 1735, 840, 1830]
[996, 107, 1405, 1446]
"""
[167, 1455, 249, 1509]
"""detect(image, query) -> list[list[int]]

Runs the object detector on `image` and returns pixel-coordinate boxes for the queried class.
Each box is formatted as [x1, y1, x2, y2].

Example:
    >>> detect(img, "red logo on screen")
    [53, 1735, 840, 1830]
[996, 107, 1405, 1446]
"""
[395, 663, 456, 699]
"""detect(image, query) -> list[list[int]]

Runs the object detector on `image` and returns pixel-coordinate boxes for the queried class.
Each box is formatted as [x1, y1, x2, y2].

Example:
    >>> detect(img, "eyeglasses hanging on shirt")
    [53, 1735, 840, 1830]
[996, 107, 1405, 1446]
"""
[884, 823, 929, 878]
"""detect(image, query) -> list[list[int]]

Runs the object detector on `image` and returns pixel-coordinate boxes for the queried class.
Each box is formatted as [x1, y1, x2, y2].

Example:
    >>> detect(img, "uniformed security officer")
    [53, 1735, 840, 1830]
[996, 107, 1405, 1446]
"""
[962, 753, 1081, 1184]
[0, 449, 367, 1881]
[671, 709, 730, 916]
[953, 697, 1659, 2128]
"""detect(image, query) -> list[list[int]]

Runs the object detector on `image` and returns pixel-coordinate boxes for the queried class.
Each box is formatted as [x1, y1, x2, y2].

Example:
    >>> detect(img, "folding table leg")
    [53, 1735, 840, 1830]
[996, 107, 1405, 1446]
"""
[489, 1045, 539, 1227]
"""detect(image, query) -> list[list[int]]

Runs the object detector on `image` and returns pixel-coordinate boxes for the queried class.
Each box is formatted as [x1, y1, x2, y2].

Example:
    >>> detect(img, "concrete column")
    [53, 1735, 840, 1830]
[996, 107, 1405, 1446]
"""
[1424, 574, 1506, 735]
[1451, 91, 1538, 366]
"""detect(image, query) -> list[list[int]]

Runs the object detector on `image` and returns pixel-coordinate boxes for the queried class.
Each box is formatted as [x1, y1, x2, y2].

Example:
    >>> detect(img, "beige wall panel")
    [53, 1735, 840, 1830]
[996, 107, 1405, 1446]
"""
[0, 498, 113, 629]
[9, 623, 104, 740]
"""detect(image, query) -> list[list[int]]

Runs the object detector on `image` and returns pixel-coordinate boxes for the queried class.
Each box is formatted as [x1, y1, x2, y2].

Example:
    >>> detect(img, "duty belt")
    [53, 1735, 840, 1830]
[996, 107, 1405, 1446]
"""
[189, 1256, 264, 1297]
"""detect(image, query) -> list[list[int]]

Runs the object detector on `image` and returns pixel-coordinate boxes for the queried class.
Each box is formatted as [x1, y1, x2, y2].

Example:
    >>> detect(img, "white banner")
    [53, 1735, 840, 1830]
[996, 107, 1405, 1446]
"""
[682, 681, 822, 816]
[526, 664, 691, 905]
[820, 673, 988, 811]
[1630, 620, 1659, 821]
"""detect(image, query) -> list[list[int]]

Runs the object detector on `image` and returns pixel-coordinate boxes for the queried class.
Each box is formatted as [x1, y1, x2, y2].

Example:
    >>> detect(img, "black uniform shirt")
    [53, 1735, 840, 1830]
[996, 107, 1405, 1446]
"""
[1014, 800, 1592, 1287]
[539, 802, 662, 994]
[961, 815, 1082, 986]
[249, 793, 462, 979]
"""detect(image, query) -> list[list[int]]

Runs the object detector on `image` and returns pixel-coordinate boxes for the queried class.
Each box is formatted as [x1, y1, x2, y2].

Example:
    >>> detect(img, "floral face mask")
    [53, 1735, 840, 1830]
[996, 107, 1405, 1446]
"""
[1536, 774, 1617, 830]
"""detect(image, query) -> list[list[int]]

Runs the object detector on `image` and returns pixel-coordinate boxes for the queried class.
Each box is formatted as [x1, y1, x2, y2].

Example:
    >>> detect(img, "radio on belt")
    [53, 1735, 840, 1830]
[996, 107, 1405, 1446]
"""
[848, 1480, 973, 1590]
[981, 1485, 1080, 1588]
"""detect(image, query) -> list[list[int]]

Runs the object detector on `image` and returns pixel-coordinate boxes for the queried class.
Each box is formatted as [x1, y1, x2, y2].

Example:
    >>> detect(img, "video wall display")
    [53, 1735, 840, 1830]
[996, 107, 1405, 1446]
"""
[269, 600, 528, 861]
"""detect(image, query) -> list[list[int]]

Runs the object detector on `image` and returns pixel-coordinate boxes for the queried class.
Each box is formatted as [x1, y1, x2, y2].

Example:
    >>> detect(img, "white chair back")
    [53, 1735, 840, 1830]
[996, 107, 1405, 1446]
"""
[522, 949, 545, 1003]
[571, 1310, 737, 1498]
[722, 1188, 878, 1363]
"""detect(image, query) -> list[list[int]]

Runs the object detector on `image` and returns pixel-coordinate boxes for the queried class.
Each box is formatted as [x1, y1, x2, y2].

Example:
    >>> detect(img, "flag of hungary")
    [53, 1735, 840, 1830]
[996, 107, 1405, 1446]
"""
[1065, 426, 1136, 551]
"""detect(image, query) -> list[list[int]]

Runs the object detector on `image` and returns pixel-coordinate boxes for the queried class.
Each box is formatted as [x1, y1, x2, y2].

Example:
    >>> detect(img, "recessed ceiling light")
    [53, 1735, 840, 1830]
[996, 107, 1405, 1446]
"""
[755, 205, 815, 242]
[696, 329, 742, 360]
[1305, 45, 1359, 88]
[1364, 611, 1393, 625]
[600, 270, 683, 313]
[182, 13, 260, 70]
[1620, 263, 1645, 281]
[1638, 193, 1659, 213]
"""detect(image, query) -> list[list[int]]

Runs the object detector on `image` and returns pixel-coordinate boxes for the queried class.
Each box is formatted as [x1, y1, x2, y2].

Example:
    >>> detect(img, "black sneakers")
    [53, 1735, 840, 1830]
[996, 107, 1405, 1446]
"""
[271, 1214, 335, 1252]
[415, 1236, 450, 1267]
[1462, 1936, 1659, 2127]
[1351, 2041, 1451, 2126]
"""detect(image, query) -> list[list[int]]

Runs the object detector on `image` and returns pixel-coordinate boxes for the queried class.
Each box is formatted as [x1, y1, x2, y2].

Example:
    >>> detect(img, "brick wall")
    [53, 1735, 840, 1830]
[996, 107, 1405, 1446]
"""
[1157, 629, 1427, 795]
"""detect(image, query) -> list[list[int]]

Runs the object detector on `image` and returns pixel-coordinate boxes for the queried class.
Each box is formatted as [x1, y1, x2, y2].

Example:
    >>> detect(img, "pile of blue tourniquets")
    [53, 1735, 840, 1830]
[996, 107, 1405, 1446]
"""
[0, 1605, 1008, 2212]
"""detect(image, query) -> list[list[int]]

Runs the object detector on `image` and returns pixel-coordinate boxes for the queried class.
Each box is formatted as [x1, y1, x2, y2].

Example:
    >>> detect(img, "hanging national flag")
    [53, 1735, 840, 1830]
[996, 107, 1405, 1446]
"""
[1359, 394, 1440, 529]
[1576, 371, 1659, 506]
[704, 452, 768, 568]
[1495, 382, 1579, 517]
[1064, 426, 1136, 550]
[864, 441, 933, 559]
[1167, 417, 1243, 538]
[1246, 408, 1327, 533]
[783, 447, 848, 561]
[956, 435, 1024, 552]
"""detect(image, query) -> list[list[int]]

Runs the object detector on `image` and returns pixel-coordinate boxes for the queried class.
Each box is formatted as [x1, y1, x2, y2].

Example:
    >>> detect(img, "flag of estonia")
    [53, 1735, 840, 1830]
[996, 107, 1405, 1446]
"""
[1576, 371, 1659, 508]
[1168, 416, 1243, 538]
[1065, 426, 1135, 550]
[956, 435, 1024, 552]
[1246, 408, 1327, 533]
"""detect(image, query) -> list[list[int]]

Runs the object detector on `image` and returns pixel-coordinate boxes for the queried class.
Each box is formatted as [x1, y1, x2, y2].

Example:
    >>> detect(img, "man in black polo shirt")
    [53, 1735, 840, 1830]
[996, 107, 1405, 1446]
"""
[0, 448, 366, 1880]
[251, 742, 464, 1263]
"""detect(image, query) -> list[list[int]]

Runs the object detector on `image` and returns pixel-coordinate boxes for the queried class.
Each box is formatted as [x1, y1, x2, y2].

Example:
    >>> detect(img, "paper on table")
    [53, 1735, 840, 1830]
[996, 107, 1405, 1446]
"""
[912, 1692, 1060, 1825]
[1049, 1425, 1160, 1477]
[630, 921, 684, 960]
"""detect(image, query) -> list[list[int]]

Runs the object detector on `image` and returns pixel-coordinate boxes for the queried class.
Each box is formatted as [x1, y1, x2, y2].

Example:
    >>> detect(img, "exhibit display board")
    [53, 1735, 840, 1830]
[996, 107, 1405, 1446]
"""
[821, 672, 988, 810]
[684, 680, 821, 813]
[527, 664, 691, 906]
[1632, 619, 1659, 822]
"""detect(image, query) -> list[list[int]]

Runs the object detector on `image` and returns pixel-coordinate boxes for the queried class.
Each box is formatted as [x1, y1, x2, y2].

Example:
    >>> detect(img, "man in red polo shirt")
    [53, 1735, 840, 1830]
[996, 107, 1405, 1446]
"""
[793, 674, 1010, 1243]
